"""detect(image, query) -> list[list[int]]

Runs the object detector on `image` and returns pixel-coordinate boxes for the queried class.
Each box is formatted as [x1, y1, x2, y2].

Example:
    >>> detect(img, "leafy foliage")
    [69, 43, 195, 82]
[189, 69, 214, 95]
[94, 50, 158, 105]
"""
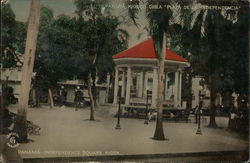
[34, 8, 78, 90]
[124, 0, 140, 27]
[33, 3, 128, 93]
[1, 3, 26, 68]
[75, 0, 108, 19]
[74, 0, 128, 84]
[170, 4, 249, 96]
[145, 0, 172, 55]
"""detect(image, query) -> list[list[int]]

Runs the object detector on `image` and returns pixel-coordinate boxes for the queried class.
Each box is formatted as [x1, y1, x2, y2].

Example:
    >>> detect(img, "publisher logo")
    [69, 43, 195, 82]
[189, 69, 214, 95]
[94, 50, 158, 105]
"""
[6, 132, 20, 148]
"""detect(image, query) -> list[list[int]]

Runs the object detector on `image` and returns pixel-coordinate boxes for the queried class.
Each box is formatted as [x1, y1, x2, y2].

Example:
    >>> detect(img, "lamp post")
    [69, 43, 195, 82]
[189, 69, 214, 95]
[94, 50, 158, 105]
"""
[144, 90, 150, 124]
[187, 52, 193, 112]
[115, 95, 121, 129]
[196, 86, 204, 135]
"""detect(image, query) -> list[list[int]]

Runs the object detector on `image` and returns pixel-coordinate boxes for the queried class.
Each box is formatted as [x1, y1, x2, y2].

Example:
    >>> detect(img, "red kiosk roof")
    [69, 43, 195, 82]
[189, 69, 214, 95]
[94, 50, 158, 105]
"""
[112, 38, 188, 63]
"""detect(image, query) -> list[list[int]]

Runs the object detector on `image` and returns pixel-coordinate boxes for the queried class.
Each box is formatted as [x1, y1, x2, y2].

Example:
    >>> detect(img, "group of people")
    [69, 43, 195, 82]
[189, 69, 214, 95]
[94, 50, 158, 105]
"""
[58, 86, 84, 110]
[74, 86, 84, 110]
[228, 108, 248, 133]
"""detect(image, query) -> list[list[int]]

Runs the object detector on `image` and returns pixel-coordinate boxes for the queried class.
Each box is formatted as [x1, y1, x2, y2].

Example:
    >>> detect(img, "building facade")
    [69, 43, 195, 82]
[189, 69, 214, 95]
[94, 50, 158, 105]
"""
[0, 68, 22, 101]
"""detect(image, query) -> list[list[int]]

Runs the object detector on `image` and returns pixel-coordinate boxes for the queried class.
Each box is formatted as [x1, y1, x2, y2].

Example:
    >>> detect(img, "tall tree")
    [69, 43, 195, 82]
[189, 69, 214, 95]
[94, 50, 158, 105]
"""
[74, 0, 128, 120]
[33, 6, 55, 108]
[172, 0, 246, 128]
[126, 0, 248, 132]
[146, 1, 173, 140]
[1, 2, 26, 134]
[229, 5, 249, 104]
[126, 0, 180, 140]
[188, 1, 245, 127]
[14, 0, 40, 142]
[75, 0, 107, 120]
[153, 33, 167, 140]
[34, 8, 77, 108]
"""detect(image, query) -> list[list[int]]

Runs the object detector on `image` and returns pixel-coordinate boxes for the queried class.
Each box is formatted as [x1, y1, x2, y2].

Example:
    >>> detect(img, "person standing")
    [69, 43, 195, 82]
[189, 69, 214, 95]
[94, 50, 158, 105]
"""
[74, 86, 83, 111]
[60, 86, 67, 107]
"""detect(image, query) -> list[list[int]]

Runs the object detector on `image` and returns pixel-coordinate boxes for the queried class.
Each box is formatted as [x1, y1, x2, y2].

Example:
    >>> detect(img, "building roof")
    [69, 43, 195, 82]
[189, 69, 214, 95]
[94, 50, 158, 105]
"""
[112, 38, 188, 63]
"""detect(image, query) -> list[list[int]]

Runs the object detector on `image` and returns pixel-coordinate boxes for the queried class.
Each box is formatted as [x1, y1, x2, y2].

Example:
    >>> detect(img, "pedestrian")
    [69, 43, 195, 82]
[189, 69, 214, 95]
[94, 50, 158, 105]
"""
[60, 86, 67, 108]
[148, 111, 157, 121]
[74, 86, 83, 111]
[229, 110, 238, 130]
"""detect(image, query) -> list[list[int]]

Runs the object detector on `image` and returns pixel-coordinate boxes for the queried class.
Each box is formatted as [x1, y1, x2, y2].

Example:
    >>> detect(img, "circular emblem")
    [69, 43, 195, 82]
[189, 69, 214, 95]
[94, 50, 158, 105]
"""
[6, 132, 20, 148]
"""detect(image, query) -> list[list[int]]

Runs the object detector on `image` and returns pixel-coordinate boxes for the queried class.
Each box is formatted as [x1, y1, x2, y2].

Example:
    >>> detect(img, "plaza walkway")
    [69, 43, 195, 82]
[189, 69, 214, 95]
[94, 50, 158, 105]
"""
[5, 104, 249, 162]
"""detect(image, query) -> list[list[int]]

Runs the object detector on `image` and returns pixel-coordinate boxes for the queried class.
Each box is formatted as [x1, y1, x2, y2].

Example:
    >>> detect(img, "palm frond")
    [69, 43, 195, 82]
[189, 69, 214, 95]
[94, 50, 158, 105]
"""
[137, 32, 143, 40]
[146, 0, 172, 56]
[125, 0, 140, 27]
[74, 0, 108, 18]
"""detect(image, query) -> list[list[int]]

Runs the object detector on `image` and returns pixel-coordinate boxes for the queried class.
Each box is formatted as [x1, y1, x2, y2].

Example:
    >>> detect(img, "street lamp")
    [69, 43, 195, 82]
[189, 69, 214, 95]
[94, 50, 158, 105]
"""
[144, 90, 150, 125]
[115, 95, 121, 129]
[196, 86, 204, 135]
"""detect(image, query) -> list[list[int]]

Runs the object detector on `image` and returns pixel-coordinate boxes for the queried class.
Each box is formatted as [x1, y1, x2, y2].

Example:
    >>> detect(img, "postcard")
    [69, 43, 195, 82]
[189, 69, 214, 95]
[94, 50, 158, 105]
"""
[0, 0, 249, 162]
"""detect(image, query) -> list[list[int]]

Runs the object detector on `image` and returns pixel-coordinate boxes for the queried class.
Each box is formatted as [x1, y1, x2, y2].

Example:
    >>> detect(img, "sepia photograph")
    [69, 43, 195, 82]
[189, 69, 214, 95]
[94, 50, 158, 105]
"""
[0, 0, 249, 162]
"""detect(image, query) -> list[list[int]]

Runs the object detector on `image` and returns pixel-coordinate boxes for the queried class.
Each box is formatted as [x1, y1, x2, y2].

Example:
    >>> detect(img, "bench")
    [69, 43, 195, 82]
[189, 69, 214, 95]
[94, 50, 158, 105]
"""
[121, 104, 189, 121]
[163, 109, 190, 121]
[123, 104, 153, 118]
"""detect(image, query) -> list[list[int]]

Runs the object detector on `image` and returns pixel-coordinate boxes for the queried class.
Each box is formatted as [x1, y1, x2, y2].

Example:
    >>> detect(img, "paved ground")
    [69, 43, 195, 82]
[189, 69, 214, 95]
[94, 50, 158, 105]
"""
[6, 104, 249, 161]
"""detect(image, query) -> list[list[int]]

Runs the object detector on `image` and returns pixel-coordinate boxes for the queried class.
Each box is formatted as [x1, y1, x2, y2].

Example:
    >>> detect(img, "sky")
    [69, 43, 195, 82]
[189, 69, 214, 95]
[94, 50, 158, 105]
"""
[8, 0, 148, 48]
[7, 0, 244, 48]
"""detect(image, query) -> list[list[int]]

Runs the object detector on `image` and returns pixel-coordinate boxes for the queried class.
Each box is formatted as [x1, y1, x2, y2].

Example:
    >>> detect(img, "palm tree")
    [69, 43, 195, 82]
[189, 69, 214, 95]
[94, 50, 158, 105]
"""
[14, 0, 40, 142]
[125, 0, 242, 138]
[147, 1, 175, 140]
[186, 0, 241, 128]
[126, 0, 174, 140]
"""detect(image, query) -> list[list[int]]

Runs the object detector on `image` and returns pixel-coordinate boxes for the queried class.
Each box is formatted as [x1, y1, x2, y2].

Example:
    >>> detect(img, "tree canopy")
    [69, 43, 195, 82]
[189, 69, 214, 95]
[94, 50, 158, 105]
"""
[33, 3, 128, 95]
[34, 9, 78, 91]
[1, 3, 26, 68]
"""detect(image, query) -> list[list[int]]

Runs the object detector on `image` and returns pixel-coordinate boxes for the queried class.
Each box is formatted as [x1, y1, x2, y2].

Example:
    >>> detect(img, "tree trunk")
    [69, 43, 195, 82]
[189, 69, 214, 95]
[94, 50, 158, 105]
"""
[105, 73, 110, 103]
[188, 67, 193, 110]
[48, 88, 54, 109]
[208, 73, 218, 128]
[31, 88, 36, 107]
[222, 91, 233, 109]
[153, 33, 166, 140]
[87, 72, 95, 120]
[0, 81, 6, 134]
[87, 49, 98, 120]
[13, 0, 40, 143]
[35, 89, 40, 107]
[0, 92, 5, 134]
